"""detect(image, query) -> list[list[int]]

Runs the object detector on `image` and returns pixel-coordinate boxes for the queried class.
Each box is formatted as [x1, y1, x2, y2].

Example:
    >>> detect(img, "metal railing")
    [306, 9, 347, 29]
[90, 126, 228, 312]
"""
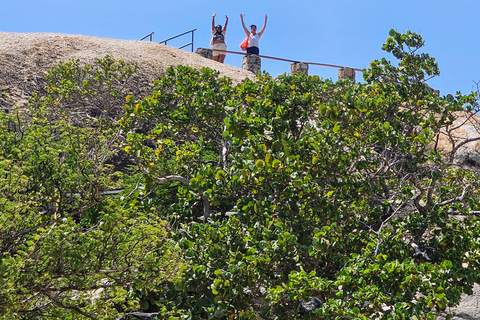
[139, 32, 154, 41]
[214, 49, 363, 72]
[140, 29, 196, 52]
[159, 29, 196, 52]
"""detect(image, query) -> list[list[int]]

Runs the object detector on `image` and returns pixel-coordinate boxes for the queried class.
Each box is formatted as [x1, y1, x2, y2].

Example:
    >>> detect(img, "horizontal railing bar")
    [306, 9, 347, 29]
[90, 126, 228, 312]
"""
[159, 29, 197, 44]
[140, 32, 154, 41]
[178, 42, 193, 49]
[215, 49, 363, 72]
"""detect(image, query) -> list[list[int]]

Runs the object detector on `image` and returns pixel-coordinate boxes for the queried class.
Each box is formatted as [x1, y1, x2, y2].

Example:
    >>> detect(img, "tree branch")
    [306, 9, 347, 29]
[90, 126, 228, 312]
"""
[436, 184, 469, 207]
[146, 171, 190, 186]
[374, 204, 405, 257]
[41, 290, 98, 320]
[143, 169, 212, 221]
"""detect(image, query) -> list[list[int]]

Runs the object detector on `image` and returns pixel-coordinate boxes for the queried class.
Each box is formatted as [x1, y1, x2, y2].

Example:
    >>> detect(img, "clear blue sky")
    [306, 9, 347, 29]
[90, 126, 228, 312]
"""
[2, 0, 479, 96]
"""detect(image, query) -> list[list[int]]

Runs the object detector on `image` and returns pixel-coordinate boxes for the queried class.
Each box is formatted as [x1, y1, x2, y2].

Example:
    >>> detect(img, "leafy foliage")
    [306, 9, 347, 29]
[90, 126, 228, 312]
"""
[2, 30, 480, 320]
[0, 59, 183, 319]
[29, 55, 138, 123]
[119, 30, 480, 319]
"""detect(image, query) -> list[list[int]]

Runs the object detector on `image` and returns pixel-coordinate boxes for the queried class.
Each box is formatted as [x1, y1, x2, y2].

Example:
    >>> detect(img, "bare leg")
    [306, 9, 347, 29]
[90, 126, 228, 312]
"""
[213, 55, 220, 62]
[218, 54, 226, 63]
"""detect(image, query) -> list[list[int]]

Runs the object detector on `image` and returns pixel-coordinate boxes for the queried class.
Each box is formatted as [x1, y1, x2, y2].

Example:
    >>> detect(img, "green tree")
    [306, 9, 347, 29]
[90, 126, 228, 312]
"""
[29, 55, 138, 123]
[0, 58, 184, 319]
[3, 30, 480, 320]
[121, 30, 480, 319]
[120, 66, 239, 222]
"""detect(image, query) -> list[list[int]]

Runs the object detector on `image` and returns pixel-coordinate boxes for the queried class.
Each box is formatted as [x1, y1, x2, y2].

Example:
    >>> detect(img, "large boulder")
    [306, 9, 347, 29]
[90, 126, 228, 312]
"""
[0, 32, 254, 112]
[436, 111, 480, 170]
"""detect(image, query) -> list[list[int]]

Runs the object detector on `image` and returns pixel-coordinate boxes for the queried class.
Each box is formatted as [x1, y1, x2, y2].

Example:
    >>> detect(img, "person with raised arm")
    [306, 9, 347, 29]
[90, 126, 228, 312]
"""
[210, 13, 228, 63]
[240, 13, 268, 55]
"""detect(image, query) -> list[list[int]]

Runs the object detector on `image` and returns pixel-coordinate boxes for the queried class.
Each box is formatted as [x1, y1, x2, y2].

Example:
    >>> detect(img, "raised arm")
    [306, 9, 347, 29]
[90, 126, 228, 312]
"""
[258, 14, 268, 37]
[212, 13, 216, 31]
[224, 15, 229, 32]
[240, 14, 249, 36]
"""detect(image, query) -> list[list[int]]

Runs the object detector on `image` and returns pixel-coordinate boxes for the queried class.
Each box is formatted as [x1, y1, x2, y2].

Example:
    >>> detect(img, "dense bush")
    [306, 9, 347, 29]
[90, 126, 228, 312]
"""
[2, 30, 480, 319]
[0, 59, 183, 320]
[121, 30, 480, 319]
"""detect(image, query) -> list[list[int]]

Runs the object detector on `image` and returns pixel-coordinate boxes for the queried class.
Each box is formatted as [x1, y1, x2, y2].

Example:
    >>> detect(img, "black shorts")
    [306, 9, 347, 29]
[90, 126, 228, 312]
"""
[246, 46, 259, 55]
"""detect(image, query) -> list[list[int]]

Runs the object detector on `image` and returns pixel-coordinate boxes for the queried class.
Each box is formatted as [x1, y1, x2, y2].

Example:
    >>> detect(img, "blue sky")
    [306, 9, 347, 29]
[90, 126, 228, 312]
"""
[1, 0, 479, 95]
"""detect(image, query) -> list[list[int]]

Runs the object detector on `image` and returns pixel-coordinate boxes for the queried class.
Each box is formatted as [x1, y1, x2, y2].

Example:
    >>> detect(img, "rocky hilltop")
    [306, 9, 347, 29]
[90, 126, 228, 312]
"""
[0, 32, 253, 112]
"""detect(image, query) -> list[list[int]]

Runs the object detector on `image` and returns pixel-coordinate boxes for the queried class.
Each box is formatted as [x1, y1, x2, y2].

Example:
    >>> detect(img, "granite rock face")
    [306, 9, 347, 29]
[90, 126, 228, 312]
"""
[195, 47, 213, 60]
[436, 284, 480, 319]
[0, 32, 254, 113]
[435, 113, 480, 319]
[435, 111, 480, 171]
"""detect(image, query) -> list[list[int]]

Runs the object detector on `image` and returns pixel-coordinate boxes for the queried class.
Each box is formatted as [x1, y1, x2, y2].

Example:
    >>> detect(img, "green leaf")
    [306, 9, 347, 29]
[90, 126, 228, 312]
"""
[441, 260, 453, 270]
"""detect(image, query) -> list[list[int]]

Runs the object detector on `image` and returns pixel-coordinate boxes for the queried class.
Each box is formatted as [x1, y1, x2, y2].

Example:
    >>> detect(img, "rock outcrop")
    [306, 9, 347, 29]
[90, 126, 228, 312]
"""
[436, 112, 480, 170]
[0, 32, 253, 112]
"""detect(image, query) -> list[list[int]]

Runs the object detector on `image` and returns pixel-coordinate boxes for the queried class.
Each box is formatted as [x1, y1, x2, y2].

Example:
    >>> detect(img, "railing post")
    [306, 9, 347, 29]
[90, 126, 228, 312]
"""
[242, 54, 261, 73]
[195, 48, 213, 59]
[338, 67, 356, 83]
[291, 62, 309, 75]
[191, 30, 194, 52]
[159, 29, 196, 50]
[140, 32, 154, 42]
